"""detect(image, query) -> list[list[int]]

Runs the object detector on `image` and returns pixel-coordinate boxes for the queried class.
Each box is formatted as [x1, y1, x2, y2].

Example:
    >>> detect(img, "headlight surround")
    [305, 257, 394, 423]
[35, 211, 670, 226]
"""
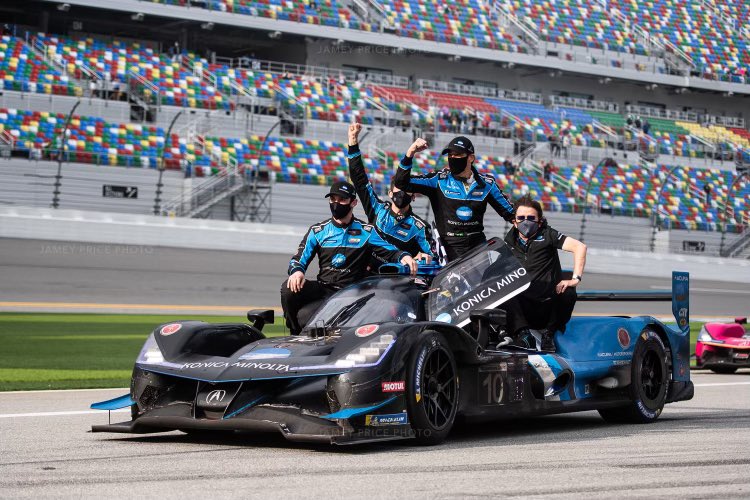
[334, 334, 395, 368]
[136, 334, 165, 364]
[698, 326, 723, 344]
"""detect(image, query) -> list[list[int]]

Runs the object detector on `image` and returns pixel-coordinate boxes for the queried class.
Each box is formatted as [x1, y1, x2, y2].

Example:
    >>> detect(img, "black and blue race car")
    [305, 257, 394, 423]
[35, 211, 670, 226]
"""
[92, 238, 694, 445]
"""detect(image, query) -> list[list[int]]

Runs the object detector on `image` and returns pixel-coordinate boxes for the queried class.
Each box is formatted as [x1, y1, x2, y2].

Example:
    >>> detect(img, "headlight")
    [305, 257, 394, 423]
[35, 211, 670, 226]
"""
[698, 326, 723, 344]
[335, 334, 395, 368]
[136, 334, 165, 364]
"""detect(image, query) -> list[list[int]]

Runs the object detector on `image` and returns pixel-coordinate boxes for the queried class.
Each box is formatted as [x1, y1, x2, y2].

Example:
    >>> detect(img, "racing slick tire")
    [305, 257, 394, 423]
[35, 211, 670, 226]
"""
[406, 331, 459, 445]
[709, 366, 737, 374]
[598, 329, 669, 424]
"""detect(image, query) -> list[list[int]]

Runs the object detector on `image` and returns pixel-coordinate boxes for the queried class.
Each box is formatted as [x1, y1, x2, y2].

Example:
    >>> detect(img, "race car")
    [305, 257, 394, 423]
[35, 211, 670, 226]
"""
[695, 317, 750, 373]
[91, 237, 694, 445]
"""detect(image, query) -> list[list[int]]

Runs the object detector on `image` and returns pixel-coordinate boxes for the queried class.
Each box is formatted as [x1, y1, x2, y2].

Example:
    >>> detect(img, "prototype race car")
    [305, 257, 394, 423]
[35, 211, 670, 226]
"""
[92, 238, 694, 445]
[695, 317, 750, 373]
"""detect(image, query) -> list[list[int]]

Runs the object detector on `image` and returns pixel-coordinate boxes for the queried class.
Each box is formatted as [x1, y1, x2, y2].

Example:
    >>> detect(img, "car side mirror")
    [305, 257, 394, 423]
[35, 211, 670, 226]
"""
[247, 309, 275, 331]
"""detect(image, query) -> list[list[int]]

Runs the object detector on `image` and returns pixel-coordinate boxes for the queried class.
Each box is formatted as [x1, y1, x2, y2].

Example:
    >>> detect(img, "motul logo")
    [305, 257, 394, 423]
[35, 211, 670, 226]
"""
[382, 381, 405, 392]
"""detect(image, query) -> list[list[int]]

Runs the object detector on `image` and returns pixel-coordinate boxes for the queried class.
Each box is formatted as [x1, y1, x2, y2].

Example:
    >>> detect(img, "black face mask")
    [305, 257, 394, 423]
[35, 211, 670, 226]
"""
[448, 156, 469, 175]
[329, 201, 352, 220]
[391, 191, 411, 209]
[517, 220, 540, 238]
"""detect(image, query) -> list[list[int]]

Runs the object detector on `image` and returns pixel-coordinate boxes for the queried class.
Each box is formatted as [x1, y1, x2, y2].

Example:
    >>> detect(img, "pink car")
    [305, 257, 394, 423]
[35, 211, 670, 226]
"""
[696, 317, 750, 373]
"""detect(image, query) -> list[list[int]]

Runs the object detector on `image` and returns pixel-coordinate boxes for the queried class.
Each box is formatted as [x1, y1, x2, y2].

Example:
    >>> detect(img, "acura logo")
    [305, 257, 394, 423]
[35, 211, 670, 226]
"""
[206, 389, 226, 404]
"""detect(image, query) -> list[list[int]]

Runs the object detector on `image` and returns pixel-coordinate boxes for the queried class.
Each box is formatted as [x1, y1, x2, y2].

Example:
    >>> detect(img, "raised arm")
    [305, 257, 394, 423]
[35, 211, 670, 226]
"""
[347, 123, 382, 223]
[393, 138, 437, 196]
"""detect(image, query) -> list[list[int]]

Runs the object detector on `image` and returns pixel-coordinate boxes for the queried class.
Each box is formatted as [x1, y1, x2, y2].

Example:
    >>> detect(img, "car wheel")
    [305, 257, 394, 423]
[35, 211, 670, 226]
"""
[710, 366, 737, 374]
[406, 331, 459, 445]
[598, 329, 669, 424]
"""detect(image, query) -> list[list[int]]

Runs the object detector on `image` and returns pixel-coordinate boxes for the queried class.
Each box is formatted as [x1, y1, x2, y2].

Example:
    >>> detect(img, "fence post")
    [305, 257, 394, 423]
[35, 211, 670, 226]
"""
[51, 99, 81, 209]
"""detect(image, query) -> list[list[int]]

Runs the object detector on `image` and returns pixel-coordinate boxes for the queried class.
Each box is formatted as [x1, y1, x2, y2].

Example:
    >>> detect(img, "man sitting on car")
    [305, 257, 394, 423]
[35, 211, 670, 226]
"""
[280, 181, 417, 335]
[502, 195, 587, 352]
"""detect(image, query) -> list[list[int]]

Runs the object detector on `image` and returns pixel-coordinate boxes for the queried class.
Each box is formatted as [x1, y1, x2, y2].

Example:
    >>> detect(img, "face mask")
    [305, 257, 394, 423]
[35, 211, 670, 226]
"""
[517, 219, 540, 238]
[391, 191, 411, 209]
[329, 201, 352, 220]
[448, 156, 469, 175]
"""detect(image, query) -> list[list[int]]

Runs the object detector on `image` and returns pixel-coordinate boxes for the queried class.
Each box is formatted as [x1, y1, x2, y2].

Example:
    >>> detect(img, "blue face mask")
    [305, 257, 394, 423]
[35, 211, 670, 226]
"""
[518, 219, 539, 238]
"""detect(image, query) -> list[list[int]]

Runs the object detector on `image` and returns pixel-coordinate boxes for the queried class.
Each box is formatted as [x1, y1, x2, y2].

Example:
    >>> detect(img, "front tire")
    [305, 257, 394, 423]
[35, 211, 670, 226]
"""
[406, 331, 459, 445]
[599, 329, 669, 424]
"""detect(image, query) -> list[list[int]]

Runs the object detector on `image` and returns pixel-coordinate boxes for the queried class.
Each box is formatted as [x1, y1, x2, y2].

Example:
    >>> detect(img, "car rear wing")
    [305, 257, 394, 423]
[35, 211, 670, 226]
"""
[577, 271, 690, 334]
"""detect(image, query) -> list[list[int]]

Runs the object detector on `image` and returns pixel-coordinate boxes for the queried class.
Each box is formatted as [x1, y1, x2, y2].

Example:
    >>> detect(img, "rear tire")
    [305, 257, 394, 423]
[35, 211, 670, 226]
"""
[599, 329, 669, 424]
[710, 366, 737, 374]
[406, 331, 459, 445]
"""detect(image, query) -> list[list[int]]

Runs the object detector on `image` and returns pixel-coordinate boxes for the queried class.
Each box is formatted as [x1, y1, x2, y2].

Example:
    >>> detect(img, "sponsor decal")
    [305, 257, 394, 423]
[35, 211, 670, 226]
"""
[455, 206, 473, 221]
[347, 229, 361, 236]
[348, 238, 360, 244]
[471, 191, 484, 196]
[450, 268, 527, 316]
[160, 323, 182, 336]
[381, 381, 405, 392]
[238, 348, 291, 360]
[331, 253, 346, 268]
[355, 324, 379, 337]
[206, 389, 226, 403]
[445, 190, 462, 196]
[181, 361, 290, 372]
[396, 230, 408, 237]
[407, 312, 417, 319]
[415, 346, 427, 402]
[365, 413, 408, 426]
[678, 307, 688, 328]
[617, 328, 631, 349]
[435, 313, 452, 323]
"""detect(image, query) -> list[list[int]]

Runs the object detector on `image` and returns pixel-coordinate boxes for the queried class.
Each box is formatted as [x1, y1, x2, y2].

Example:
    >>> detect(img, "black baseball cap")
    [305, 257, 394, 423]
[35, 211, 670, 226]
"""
[440, 136, 474, 156]
[325, 181, 356, 199]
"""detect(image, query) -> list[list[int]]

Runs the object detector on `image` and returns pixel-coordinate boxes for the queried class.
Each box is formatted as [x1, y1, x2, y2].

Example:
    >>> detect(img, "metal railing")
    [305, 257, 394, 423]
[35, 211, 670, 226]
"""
[625, 104, 698, 123]
[551, 96, 619, 113]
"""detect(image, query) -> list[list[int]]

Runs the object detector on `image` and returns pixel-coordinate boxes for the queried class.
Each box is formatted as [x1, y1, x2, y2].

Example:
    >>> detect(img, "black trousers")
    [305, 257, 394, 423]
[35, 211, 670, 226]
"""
[444, 233, 487, 262]
[504, 287, 577, 334]
[279, 279, 336, 335]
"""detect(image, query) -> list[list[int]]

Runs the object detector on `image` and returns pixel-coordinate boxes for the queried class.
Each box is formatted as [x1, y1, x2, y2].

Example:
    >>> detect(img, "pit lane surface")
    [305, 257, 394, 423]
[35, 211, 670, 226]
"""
[0, 238, 747, 317]
[0, 372, 748, 498]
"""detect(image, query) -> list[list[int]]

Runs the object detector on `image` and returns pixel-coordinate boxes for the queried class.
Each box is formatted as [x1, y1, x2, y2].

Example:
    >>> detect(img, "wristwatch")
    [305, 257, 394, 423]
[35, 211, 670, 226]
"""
[572, 274, 582, 282]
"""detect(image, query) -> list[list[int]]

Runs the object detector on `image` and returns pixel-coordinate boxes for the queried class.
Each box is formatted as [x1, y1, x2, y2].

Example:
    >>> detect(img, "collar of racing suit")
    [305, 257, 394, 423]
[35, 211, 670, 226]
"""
[388, 204, 412, 220]
[450, 166, 484, 188]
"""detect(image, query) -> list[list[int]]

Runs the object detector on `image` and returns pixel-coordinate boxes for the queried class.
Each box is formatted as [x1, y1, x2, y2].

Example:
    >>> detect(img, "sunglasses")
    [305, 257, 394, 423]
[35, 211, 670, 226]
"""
[515, 215, 538, 221]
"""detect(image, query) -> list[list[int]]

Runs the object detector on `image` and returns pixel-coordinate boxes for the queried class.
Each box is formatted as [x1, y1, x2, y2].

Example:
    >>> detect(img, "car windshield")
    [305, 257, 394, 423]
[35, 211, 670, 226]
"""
[427, 239, 530, 327]
[303, 276, 423, 331]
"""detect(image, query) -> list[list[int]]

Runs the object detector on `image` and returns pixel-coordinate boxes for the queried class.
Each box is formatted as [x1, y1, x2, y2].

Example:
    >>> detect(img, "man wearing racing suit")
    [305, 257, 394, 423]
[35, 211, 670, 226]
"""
[346, 123, 434, 263]
[280, 181, 417, 335]
[393, 135, 515, 262]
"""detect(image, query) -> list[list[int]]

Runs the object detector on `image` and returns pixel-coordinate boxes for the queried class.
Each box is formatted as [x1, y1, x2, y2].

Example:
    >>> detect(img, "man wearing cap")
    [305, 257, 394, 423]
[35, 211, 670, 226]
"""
[394, 136, 515, 262]
[346, 123, 435, 263]
[280, 181, 418, 335]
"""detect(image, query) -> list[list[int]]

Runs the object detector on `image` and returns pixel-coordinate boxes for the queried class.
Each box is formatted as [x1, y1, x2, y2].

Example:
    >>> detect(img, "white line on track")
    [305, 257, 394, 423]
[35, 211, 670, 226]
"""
[1, 383, 748, 419]
[0, 387, 128, 395]
[649, 285, 750, 294]
[0, 409, 129, 419]
[694, 382, 750, 387]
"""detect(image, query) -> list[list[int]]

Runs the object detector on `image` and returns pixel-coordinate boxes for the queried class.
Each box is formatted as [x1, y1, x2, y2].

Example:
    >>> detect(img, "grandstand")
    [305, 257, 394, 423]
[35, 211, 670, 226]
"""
[0, 0, 748, 258]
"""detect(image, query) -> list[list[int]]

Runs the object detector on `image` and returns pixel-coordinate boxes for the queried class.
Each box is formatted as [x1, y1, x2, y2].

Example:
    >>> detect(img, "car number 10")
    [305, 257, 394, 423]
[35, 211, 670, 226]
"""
[481, 372, 504, 405]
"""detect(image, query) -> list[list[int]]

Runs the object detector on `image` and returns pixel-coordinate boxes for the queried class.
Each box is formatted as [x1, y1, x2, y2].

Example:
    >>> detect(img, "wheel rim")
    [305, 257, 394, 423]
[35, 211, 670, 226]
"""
[421, 346, 457, 430]
[640, 349, 664, 405]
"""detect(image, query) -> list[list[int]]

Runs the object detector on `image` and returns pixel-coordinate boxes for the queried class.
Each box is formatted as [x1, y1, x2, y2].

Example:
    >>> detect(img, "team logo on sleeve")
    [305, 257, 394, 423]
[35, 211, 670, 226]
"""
[331, 254, 346, 268]
[456, 206, 473, 221]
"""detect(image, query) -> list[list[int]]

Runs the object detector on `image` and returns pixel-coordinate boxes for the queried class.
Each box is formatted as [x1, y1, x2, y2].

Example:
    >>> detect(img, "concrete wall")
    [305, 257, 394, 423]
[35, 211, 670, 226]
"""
[1, 205, 747, 282]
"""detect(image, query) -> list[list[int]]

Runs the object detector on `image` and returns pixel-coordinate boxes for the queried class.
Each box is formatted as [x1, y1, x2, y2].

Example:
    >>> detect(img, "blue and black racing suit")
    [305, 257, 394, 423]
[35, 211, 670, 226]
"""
[280, 217, 408, 334]
[347, 144, 434, 260]
[393, 155, 515, 261]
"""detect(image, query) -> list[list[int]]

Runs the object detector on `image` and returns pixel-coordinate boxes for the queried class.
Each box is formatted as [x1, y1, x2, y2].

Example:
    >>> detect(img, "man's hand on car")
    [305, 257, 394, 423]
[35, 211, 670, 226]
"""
[348, 122, 362, 146]
[406, 138, 428, 158]
[414, 252, 432, 264]
[400, 255, 418, 276]
[287, 270, 306, 293]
